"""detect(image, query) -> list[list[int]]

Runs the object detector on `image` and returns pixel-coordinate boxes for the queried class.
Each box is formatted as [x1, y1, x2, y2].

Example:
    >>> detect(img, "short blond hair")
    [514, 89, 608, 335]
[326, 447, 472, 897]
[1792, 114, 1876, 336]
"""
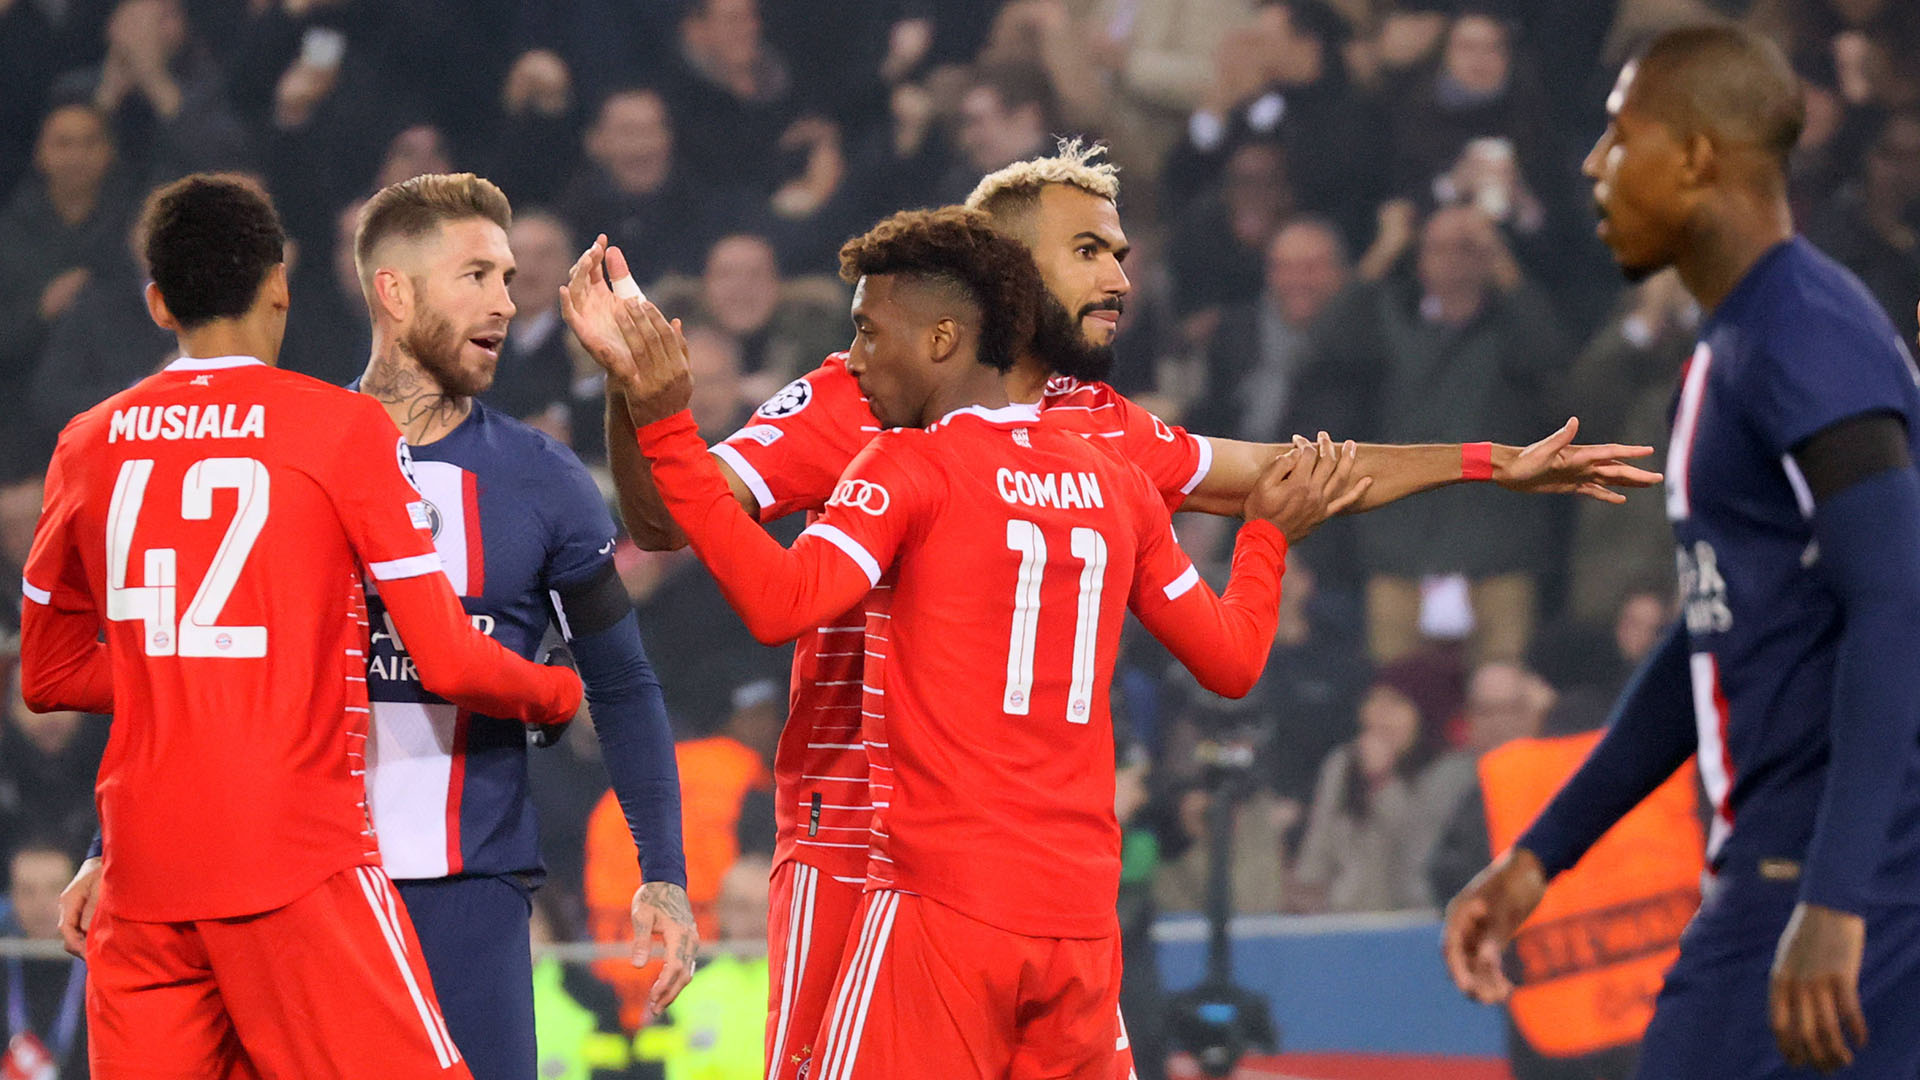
[355, 172, 512, 293]
[963, 137, 1120, 222]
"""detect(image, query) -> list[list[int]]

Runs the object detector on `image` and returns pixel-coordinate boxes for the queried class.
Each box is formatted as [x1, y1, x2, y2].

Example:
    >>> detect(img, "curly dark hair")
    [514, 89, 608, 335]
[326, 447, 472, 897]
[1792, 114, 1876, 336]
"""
[139, 173, 286, 330]
[837, 206, 1043, 373]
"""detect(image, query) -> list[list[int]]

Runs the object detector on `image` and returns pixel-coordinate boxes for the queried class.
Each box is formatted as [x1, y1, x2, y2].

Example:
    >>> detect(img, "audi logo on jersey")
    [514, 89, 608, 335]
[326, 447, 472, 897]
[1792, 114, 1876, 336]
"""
[828, 479, 891, 515]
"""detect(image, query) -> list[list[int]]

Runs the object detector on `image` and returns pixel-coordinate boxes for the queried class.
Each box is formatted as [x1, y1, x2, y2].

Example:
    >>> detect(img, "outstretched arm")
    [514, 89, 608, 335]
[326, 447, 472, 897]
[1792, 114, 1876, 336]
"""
[636, 410, 878, 645]
[1181, 419, 1660, 517]
[1136, 435, 1372, 696]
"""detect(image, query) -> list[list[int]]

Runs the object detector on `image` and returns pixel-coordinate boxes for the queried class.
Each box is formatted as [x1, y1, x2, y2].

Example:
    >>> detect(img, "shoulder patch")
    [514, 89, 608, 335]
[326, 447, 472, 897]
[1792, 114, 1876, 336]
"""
[756, 378, 813, 419]
[732, 424, 785, 447]
[395, 437, 424, 496]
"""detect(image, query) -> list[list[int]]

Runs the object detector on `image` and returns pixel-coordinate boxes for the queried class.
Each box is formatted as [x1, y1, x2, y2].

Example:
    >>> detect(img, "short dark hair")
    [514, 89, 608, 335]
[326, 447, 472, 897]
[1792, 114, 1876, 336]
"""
[139, 173, 286, 330]
[837, 206, 1044, 373]
[354, 172, 513, 292]
[1631, 23, 1804, 168]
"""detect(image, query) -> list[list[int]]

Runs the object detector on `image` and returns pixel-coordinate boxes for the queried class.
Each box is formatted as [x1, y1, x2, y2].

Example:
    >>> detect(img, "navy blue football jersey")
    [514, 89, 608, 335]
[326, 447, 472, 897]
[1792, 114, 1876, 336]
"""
[362, 400, 618, 880]
[1668, 237, 1920, 886]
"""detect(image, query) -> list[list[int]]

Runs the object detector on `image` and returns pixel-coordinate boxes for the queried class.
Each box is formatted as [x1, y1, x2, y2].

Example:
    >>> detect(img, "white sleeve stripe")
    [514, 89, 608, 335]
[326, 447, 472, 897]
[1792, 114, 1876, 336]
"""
[803, 523, 882, 588]
[368, 552, 445, 581]
[21, 578, 51, 605]
[1163, 563, 1201, 601]
[711, 443, 776, 518]
[548, 588, 575, 642]
[1180, 434, 1214, 495]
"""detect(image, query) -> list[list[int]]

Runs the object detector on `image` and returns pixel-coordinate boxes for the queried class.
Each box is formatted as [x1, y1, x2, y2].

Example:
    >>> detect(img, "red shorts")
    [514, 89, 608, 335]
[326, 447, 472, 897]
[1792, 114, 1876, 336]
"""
[87, 864, 469, 1079]
[810, 890, 1127, 1080]
[765, 860, 864, 1080]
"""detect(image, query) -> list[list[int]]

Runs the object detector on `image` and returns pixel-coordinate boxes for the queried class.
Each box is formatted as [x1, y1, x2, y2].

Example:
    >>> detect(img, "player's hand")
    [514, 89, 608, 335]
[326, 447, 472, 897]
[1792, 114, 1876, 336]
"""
[527, 644, 577, 748]
[1244, 432, 1373, 541]
[58, 856, 103, 959]
[1441, 846, 1546, 1004]
[1770, 902, 1869, 1073]
[609, 292, 694, 429]
[559, 235, 638, 381]
[1494, 417, 1662, 503]
[630, 881, 700, 1016]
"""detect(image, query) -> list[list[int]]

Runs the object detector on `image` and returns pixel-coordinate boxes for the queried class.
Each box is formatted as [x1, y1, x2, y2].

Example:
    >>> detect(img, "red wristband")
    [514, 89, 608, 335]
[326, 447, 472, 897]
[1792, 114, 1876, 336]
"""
[1461, 442, 1494, 481]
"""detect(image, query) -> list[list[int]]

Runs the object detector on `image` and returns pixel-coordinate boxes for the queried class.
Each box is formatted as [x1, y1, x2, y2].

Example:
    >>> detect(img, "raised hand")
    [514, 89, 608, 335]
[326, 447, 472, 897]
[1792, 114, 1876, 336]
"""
[1497, 417, 1662, 504]
[558, 235, 639, 383]
[608, 291, 694, 428]
[1244, 432, 1374, 542]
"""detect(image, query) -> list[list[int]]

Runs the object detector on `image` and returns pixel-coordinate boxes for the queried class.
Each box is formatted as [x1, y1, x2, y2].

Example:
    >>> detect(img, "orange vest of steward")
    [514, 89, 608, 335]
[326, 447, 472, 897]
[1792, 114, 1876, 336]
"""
[1480, 732, 1704, 1057]
[583, 736, 769, 1031]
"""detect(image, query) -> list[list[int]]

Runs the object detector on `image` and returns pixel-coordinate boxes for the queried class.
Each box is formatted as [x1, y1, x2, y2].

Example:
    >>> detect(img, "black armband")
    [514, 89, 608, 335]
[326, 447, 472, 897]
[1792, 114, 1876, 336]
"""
[547, 561, 633, 641]
[1791, 411, 1912, 502]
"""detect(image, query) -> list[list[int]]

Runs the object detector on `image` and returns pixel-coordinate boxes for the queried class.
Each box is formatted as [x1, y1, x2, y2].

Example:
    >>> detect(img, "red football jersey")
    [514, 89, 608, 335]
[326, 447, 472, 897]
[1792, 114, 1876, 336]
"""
[645, 404, 1281, 938]
[712, 358, 1214, 884]
[21, 356, 577, 922]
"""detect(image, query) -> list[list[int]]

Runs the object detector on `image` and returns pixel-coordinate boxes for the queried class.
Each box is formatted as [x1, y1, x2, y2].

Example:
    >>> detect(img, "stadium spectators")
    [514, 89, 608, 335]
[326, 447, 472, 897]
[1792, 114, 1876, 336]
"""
[7, 4, 1920, 1073]
[0, 102, 133, 419]
[646, 233, 848, 402]
[1, 843, 87, 1078]
[0, 672, 107, 875]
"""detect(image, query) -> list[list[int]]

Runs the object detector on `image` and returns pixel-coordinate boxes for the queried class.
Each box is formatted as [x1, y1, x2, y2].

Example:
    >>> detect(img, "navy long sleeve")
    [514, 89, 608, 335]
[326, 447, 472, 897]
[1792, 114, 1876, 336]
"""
[1798, 466, 1920, 913]
[1517, 618, 1697, 879]
[571, 608, 688, 889]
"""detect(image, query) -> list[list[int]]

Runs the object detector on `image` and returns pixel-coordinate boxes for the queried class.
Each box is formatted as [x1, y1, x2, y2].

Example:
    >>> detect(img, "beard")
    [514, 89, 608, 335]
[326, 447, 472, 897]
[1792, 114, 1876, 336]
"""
[1617, 259, 1661, 285]
[1032, 291, 1118, 383]
[401, 304, 494, 397]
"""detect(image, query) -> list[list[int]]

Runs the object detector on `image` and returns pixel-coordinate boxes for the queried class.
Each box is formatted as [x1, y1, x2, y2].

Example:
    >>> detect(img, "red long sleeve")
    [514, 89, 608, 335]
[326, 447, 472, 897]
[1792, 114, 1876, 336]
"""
[376, 571, 582, 725]
[1134, 520, 1287, 699]
[638, 411, 875, 644]
[19, 602, 114, 714]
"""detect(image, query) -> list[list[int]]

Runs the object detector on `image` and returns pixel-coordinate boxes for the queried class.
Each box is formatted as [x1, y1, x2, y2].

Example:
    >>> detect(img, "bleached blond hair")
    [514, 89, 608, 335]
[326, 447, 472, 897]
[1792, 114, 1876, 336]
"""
[963, 137, 1121, 224]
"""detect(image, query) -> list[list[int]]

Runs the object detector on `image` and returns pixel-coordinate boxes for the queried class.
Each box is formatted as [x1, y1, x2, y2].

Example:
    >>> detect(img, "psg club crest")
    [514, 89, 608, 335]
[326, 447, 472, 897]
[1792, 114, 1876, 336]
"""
[756, 378, 813, 419]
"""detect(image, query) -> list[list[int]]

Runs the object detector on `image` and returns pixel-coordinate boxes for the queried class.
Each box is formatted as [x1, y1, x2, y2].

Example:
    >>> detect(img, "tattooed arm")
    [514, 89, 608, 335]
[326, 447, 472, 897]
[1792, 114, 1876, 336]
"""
[632, 880, 701, 1013]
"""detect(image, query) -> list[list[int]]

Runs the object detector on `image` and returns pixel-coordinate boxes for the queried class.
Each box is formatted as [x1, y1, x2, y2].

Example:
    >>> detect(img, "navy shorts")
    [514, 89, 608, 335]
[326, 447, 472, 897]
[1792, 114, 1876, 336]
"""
[1635, 873, 1920, 1080]
[396, 874, 536, 1080]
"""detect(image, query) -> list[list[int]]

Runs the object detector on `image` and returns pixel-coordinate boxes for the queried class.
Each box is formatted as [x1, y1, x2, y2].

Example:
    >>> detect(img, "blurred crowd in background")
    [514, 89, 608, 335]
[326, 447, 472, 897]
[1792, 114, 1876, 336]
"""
[1, 0, 1918, 1075]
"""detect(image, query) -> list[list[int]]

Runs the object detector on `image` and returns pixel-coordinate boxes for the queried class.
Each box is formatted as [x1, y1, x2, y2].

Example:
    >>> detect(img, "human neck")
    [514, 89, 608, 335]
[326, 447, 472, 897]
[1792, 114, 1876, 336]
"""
[360, 335, 470, 446]
[1673, 188, 1794, 313]
[47, 181, 100, 227]
[919, 364, 1014, 427]
[177, 316, 279, 367]
[1004, 353, 1050, 402]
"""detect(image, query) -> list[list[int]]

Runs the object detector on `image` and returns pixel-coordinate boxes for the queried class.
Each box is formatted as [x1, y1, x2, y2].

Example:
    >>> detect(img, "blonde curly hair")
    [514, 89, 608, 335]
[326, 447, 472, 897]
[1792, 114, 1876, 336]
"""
[963, 137, 1121, 225]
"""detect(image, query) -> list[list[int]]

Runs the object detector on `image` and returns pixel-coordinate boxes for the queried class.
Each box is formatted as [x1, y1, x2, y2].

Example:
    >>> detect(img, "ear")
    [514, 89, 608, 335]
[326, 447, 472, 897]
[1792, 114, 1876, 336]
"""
[1680, 131, 1717, 187]
[926, 315, 960, 364]
[144, 281, 180, 333]
[372, 266, 412, 324]
[263, 263, 291, 313]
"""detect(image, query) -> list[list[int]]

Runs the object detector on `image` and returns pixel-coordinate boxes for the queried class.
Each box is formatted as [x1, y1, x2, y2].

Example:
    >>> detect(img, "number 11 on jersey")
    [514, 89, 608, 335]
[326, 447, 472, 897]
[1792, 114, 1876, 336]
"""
[1003, 520, 1108, 724]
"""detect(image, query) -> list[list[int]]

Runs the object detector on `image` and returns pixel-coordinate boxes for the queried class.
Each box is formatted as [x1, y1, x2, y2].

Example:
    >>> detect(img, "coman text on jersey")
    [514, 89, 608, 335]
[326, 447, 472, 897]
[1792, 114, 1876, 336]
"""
[996, 469, 1105, 510]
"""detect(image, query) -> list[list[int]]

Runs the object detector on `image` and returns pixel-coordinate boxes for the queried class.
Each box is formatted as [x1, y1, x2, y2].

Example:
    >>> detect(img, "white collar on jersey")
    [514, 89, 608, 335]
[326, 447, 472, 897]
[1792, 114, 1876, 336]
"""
[936, 402, 1042, 426]
[166, 355, 266, 372]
